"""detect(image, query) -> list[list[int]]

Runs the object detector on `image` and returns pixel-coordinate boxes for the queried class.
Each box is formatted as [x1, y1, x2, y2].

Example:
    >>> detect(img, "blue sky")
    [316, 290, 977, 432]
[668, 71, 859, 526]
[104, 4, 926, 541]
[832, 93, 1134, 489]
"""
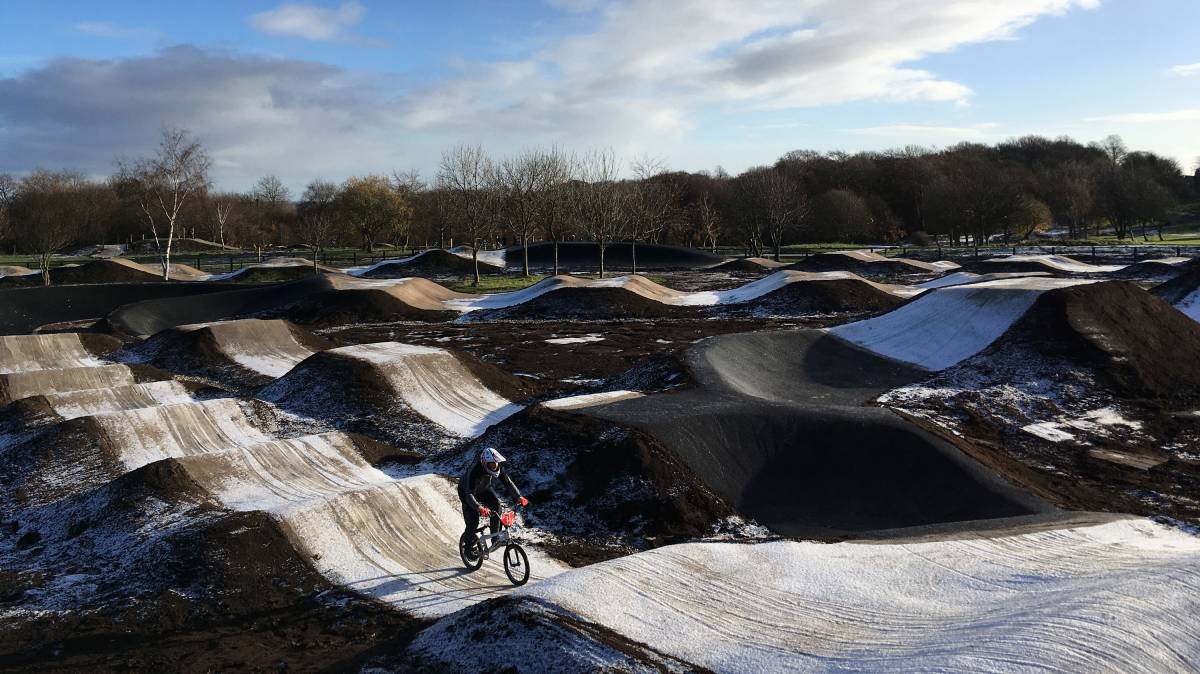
[1, 0, 1197, 192]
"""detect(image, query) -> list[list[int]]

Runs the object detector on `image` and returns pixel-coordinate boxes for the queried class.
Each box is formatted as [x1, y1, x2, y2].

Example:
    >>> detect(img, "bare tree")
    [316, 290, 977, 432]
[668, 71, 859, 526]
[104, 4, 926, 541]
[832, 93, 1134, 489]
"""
[296, 179, 340, 272]
[206, 192, 242, 247]
[537, 147, 576, 276]
[694, 191, 721, 253]
[252, 175, 293, 250]
[626, 155, 679, 274]
[763, 170, 805, 261]
[496, 148, 552, 277]
[119, 126, 212, 279]
[0, 174, 14, 252]
[9, 170, 88, 285]
[571, 149, 626, 278]
[438, 144, 496, 286]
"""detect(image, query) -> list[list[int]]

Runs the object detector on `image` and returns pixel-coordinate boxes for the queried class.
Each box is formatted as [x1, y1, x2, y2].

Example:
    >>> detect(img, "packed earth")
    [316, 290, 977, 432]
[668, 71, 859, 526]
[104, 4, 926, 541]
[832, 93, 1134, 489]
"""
[1, 244, 1199, 672]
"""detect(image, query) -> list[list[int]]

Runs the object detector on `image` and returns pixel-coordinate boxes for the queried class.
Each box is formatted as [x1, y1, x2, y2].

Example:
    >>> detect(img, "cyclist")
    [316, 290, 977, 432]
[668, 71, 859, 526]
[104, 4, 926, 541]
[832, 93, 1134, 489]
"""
[459, 447, 527, 547]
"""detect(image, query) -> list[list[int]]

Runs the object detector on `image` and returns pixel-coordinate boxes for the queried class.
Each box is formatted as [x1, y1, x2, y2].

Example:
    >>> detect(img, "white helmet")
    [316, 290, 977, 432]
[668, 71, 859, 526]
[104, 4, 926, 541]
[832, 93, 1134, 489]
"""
[480, 447, 506, 477]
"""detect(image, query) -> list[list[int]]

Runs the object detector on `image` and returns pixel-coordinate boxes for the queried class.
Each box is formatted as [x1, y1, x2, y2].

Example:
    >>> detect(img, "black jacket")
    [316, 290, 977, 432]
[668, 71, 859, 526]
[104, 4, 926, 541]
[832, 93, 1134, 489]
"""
[458, 459, 522, 509]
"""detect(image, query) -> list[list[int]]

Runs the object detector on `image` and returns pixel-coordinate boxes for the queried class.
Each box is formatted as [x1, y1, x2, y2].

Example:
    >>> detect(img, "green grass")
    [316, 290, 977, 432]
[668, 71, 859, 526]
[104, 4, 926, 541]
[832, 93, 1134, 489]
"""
[442, 275, 547, 293]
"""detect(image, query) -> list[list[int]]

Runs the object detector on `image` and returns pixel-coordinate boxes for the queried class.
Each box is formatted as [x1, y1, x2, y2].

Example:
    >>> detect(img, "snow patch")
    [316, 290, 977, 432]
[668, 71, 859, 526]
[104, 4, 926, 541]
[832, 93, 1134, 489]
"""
[545, 334, 605, 345]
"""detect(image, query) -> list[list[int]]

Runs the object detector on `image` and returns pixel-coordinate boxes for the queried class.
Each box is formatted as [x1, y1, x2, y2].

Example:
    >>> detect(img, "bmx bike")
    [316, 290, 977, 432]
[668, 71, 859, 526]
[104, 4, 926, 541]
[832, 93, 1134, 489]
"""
[458, 509, 530, 586]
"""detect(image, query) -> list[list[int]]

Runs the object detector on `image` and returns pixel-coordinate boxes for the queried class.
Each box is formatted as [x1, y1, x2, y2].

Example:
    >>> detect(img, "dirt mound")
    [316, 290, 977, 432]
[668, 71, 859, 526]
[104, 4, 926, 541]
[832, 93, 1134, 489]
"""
[1110, 257, 1193, 280]
[214, 257, 343, 282]
[0, 259, 167, 286]
[710, 277, 903, 317]
[0, 332, 122, 374]
[357, 249, 505, 278]
[273, 288, 458, 326]
[470, 287, 693, 321]
[259, 342, 528, 450]
[976, 254, 1122, 275]
[515, 242, 723, 272]
[789, 250, 953, 275]
[991, 281, 1200, 403]
[126, 319, 330, 384]
[829, 277, 1092, 371]
[0, 362, 169, 404]
[0, 283, 244, 336]
[707, 257, 787, 272]
[1153, 263, 1200, 305]
[104, 276, 331, 336]
[129, 237, 236, 253]
[1, 465, 415, 671]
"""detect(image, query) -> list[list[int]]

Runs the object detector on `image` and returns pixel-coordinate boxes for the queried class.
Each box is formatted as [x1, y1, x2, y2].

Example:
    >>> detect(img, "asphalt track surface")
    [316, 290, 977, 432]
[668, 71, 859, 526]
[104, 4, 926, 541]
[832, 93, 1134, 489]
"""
[0, 283, 247, 335]
[582, 329, 1070, 539]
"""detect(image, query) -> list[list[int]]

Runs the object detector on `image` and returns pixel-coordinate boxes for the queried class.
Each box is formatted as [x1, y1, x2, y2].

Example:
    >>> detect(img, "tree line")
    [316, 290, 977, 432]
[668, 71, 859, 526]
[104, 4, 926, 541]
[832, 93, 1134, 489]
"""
[0, 126, 1195, 285]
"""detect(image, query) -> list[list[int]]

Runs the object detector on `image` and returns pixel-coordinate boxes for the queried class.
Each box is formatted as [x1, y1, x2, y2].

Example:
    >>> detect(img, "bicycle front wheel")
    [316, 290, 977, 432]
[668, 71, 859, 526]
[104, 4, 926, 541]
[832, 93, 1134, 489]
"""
[459, 532, 484, 571]
[503, 543, 530, 586]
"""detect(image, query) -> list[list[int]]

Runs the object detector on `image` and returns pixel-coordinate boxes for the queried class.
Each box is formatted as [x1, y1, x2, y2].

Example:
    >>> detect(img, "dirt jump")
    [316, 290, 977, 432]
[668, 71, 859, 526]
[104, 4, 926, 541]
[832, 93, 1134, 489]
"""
[125, 318, 330, 384]
[975, 254, 1124, 275]
[705, 256, 788, 272]
[789, 249, 959, 275]
[260, 342, 527, 450]
[351, 249, 506, 278]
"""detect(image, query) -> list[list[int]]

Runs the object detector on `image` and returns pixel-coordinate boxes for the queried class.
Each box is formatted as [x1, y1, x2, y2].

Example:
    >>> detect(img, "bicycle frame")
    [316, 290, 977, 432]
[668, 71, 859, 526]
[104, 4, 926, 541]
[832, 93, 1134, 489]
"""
[474, 511, 521, 557]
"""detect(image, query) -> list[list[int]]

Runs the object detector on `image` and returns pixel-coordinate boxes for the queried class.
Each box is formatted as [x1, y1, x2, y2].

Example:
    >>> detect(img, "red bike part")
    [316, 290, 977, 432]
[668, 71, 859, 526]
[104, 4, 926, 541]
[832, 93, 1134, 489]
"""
[500, 511, 517, 527]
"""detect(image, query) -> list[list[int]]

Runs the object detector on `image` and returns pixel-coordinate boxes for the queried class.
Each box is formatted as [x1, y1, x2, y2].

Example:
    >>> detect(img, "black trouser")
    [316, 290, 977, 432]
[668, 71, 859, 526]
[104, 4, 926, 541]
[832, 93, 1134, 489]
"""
[461, 490, 501, 538]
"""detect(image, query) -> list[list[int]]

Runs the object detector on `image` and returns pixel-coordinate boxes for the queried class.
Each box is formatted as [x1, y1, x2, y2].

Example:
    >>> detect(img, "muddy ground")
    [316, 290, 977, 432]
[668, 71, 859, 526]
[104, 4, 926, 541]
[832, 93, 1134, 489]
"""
[319, 317, 844, 398]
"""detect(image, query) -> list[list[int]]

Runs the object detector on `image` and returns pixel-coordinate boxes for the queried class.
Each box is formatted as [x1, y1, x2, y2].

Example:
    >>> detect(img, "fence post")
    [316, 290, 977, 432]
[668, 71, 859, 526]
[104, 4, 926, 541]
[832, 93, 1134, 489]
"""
[1011, 246, 1016, 256]
[1091, 246, 1096, 260]
[229, 255, 234, 272]
[353, 252, 357, 265]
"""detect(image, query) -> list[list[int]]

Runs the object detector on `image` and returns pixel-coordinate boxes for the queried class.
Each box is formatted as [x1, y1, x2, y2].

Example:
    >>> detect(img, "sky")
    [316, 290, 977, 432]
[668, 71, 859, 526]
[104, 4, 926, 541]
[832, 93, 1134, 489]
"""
[0, 0, 1197, 193]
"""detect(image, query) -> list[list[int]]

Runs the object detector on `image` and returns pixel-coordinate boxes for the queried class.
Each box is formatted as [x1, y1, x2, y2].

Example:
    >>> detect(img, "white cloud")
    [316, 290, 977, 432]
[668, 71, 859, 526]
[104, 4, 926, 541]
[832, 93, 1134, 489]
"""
[1169, 62, 1200, 77]
[1086, 109, 1200, 123]
[249, 2, 367, 42]
[848, 123, 999, 138]
[1, 1, 1105, 186]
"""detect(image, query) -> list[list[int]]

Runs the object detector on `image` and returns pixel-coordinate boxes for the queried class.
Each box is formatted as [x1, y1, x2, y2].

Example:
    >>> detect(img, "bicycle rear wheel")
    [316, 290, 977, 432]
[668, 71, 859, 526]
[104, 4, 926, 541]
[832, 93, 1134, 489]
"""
[503, 543, 530, 586]
[459, 532, 484, 571]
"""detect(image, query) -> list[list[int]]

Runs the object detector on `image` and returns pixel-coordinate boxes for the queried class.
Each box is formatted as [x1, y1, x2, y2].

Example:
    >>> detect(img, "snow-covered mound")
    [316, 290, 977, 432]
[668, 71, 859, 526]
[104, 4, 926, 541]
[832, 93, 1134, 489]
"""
[540, 390, 644, 410]
[980, 254, 1124, 274]
[409, 518, 1200, 673]
[830, 277, 1094, 370]
[790, 249, 959, 274]
[205, 257, 340, 282]
[455, 271, 917, 321]
[347, 249, 505, 278]
[88, 398, 269, 472]
[1153, 263, 1200, 323]
[0, 265, 33, 277]
[260, 342, 524, 449]
[0, 333, 121, 374]
[34, 381, 195, 420]
[126, 318, 328, 382]
[0, 363, 152, 403]
[0, 258, 208, 285]
[706, 256, 788, 272]
[914, 270, 1050, 289]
